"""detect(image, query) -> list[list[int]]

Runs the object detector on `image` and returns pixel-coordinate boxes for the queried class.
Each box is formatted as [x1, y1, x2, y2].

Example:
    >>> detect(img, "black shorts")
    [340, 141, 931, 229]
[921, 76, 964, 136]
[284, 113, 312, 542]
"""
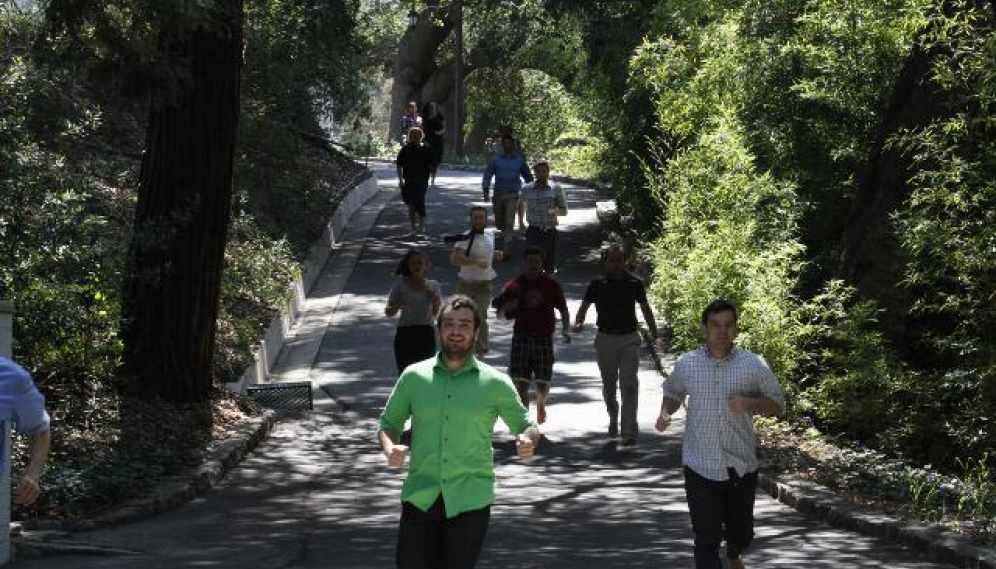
[508, 333, 553, 383]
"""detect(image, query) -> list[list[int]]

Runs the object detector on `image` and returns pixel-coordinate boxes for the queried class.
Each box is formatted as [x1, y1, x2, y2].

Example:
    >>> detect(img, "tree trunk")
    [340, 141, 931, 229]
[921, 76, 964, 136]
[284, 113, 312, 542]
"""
[837, 5, 949, 296]
[120, 0, 244, 403]
[389, 8, 454, 143]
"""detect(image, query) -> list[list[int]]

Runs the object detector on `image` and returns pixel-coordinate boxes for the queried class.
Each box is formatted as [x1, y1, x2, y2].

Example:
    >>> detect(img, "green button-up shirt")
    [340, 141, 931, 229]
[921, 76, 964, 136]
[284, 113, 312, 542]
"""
[379, 354, 535, 517]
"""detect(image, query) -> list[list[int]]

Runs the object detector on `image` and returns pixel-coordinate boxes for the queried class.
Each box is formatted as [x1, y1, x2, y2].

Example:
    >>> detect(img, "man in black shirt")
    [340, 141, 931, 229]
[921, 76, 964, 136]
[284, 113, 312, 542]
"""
[396, 127, 435, 235]
[573, 244, 659, 445]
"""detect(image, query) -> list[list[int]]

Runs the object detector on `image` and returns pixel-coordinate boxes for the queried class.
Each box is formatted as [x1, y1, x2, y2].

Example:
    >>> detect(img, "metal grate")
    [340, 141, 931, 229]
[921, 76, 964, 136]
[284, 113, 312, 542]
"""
[247, 381, 313, 412]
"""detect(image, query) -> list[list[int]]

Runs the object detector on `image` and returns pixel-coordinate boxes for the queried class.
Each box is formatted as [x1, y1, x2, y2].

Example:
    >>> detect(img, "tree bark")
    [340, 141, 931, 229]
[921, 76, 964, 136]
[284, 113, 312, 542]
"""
[120, 0, 244, 403]
[837, 5, 949, 296]
[389, 9, 454, 143]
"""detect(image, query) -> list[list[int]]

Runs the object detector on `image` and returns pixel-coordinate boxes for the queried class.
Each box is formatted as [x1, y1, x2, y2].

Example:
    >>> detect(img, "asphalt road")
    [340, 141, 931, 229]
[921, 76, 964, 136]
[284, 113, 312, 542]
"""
[13, 165, 959, 569]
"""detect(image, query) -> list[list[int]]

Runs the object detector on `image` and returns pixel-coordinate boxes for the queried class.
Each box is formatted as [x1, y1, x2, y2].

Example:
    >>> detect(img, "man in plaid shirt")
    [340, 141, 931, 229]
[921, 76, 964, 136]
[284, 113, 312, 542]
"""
[656, 300, 785, 569]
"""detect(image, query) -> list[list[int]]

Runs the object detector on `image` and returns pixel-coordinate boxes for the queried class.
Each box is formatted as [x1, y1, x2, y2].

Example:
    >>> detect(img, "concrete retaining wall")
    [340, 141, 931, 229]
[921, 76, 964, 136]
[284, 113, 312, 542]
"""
[226, 172, 379, 395]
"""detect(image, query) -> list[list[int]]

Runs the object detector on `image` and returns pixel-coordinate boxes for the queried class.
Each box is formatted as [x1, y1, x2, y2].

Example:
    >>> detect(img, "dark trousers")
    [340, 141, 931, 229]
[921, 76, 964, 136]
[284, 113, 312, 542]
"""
[684, 466, 757, 569]
[396, 498, 491, 569]
[394, 325, 436, 374]
[525, 226, 558, 272]
[402, 182, 429, 218]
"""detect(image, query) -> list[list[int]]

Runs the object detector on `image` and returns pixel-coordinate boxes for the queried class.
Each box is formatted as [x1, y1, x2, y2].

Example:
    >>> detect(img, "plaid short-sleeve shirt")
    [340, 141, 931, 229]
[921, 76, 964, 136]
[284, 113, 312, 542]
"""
[663, 347, 785, 481]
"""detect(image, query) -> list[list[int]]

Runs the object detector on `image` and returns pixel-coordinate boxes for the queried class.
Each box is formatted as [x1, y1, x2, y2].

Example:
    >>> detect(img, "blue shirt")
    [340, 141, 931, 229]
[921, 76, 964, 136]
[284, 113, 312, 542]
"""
[0, 357, 51, 435]
[482, 153, 533, 193]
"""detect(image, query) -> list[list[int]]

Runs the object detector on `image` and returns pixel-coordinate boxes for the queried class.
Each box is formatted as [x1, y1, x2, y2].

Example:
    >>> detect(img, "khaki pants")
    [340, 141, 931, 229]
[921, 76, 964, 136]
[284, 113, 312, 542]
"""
[595, 331, 641, 438]
[492, 193, 519, 235]
[456, 279, 493, 353]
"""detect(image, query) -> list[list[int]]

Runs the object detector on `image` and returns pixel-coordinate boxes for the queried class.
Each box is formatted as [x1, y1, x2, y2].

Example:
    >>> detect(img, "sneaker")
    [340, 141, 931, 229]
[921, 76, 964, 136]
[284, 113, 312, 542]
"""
[620, 437, 636, 447]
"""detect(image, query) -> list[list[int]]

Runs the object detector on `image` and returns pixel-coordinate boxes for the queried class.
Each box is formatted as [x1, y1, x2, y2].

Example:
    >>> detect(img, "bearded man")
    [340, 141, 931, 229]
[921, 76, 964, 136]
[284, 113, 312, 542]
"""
[378, 295, 541, 569]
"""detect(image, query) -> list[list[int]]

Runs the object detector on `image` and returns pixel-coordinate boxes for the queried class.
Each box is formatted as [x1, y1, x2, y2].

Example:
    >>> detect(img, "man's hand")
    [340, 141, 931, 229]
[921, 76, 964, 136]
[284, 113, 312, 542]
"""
[516, 432, 536, 461]
[728, 396, 752, 414]
[13, 475, 41, 506]
[655, 413, 671, 433]
[385, 444, 409, 468]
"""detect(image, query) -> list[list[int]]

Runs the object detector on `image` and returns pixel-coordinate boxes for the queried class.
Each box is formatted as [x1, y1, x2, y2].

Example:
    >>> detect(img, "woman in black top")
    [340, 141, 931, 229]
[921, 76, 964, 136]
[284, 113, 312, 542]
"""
[421, 102, 446, 186]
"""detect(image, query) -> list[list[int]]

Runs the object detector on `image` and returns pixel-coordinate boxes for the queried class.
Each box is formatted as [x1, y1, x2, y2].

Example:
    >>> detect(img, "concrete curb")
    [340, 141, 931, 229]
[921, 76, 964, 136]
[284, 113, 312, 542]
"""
[12, 411, 276, 558]
[756, 474, 996, 569]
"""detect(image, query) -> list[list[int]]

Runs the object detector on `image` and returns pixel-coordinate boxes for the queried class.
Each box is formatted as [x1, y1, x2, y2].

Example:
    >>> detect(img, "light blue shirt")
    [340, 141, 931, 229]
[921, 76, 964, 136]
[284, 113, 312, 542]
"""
[0, 357, 51, 435]
[482, 153, 533, 193]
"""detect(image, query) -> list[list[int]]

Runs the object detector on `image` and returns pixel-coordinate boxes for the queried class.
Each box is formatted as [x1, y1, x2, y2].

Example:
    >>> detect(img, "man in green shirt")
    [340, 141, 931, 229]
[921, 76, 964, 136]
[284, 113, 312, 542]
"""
[378, 294, 541, 569]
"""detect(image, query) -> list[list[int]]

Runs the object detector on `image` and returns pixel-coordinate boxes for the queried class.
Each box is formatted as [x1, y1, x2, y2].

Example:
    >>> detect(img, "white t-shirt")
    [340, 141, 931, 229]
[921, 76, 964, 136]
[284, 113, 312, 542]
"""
[454, 230, 497, 281]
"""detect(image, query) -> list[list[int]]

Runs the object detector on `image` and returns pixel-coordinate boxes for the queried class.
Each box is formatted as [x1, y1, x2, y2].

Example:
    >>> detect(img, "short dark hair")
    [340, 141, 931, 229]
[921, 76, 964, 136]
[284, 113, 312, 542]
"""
[437, 294, 481, 330]
[469, 205, 487, 217]
[701, 299, 738, 326]
[523, 245, 546, 260]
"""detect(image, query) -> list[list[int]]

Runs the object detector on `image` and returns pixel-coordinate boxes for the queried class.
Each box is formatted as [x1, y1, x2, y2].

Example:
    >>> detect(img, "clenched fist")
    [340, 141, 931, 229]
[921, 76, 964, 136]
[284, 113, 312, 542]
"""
[386, 444, 409, 468]
[516, 433, 536, 461]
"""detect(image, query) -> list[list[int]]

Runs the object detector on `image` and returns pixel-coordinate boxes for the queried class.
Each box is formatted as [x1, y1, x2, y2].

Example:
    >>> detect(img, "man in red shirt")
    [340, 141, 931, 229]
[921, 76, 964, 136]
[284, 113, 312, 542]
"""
[493, 246, 571, 424]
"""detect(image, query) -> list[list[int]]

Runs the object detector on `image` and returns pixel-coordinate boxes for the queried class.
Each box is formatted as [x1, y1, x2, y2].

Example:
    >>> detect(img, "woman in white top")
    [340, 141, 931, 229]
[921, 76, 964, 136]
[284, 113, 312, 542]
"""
[386, 249, 443, 374]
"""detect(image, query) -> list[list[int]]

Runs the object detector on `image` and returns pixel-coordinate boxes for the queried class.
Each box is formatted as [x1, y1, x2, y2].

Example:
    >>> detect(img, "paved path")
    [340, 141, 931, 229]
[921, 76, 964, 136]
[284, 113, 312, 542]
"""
[15, 166, 957, 568]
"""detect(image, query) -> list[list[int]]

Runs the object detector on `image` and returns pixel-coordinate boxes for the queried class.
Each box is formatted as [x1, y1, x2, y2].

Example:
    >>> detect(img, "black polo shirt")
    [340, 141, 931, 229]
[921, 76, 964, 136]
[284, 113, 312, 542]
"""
[581, 272, 648, 333]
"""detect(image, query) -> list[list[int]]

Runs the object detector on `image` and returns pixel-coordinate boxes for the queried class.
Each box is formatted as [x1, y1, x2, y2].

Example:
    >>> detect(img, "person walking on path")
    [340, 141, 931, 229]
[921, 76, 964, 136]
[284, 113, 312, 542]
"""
[517, 159, 567, 273]
[420, 102, 445, 186]
[396, 127, 434, 235]
[1, 356, 52, 507]
[493, 246, 570, 424]
[385, 249, 443, 375]
[573, 244, 658, 446]
[449, 206, 504, 357]
[400, 101, 422, 143]
[377, 295, 542, 569]
[655, 300, 785, 569]
[481, 134, 532, 251]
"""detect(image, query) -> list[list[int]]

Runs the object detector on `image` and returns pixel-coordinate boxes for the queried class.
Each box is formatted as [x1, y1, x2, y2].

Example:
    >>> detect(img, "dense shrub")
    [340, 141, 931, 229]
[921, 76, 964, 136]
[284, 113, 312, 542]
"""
[648, 115, 803, 382]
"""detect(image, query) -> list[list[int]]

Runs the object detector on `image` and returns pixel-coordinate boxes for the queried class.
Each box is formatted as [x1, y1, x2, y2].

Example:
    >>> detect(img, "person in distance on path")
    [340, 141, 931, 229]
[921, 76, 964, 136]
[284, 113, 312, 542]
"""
[385, 249, 443, 375]
[517, 159, 567, 274]
[493, 246, 571, 424]
[573, 244, 658, 446]
[656, 300, 785, 569]
[449, 206, 504, 357]
[378, 295, 541, 569]
[396, 127, 434, 235]
[481, 134, 532, 253]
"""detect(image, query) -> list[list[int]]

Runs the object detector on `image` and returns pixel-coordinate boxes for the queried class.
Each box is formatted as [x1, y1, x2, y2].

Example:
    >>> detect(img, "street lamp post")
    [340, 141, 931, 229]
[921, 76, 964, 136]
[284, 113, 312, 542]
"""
[452, 0, 463, 158]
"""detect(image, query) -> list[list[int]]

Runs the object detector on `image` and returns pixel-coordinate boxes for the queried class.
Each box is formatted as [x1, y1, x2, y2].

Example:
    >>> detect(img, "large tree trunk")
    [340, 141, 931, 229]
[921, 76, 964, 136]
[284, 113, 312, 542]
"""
[389, 7, 455, 143]
[120, 0, 244, 403]
[837, 4, 951, 296]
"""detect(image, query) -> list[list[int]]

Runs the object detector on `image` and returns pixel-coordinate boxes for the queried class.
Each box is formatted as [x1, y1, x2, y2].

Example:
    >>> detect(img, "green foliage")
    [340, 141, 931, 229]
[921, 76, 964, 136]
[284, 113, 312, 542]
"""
[884, 1, 996, 467]
[648, 115, 803, 382]
[2, 0, 370, 516]
[465, 68, 582, 162]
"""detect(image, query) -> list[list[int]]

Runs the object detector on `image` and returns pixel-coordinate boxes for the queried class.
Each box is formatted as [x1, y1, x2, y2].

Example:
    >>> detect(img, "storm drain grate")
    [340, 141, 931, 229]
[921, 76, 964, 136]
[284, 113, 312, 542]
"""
[247, 381, 313, 412]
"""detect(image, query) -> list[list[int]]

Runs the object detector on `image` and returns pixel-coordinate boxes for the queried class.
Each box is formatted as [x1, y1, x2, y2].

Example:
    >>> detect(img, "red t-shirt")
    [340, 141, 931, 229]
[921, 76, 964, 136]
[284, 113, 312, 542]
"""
[500, 273, 567, 335]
